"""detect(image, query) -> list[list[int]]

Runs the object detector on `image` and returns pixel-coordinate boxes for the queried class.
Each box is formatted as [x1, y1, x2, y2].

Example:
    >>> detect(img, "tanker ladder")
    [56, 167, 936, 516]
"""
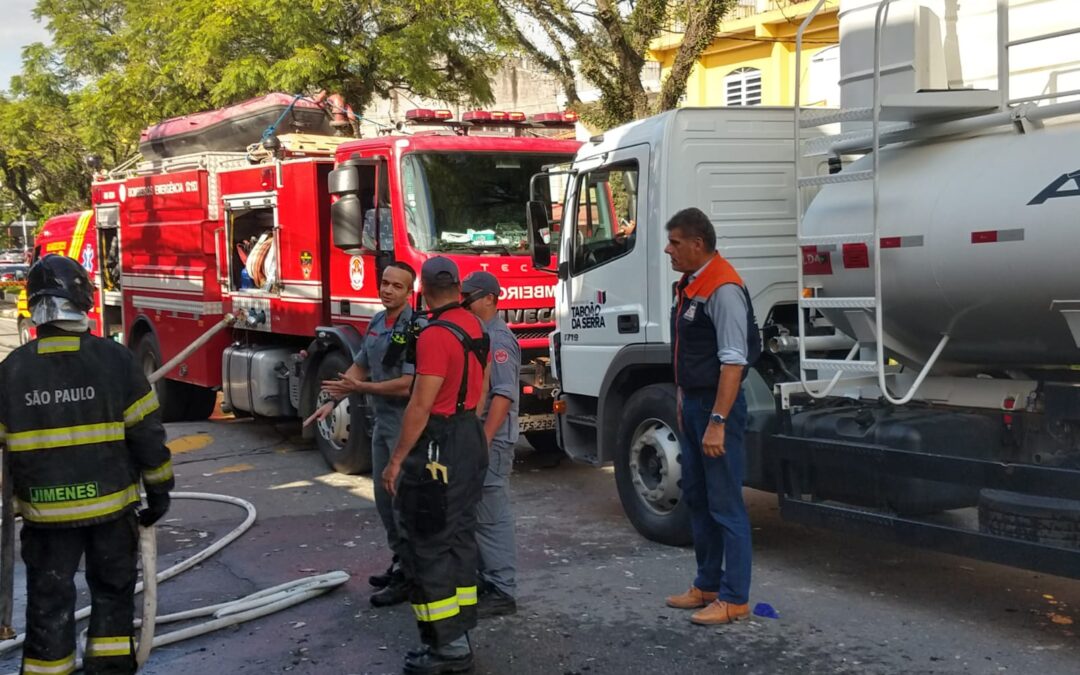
[789, 0, 1080, 403]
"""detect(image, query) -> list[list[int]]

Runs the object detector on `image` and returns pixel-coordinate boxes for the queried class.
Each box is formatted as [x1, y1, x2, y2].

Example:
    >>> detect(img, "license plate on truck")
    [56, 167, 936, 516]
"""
[519, 414, 555, 432]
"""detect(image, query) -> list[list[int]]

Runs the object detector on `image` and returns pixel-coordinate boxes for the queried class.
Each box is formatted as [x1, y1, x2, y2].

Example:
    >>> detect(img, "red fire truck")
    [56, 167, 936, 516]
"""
[89, 95, 580, 473]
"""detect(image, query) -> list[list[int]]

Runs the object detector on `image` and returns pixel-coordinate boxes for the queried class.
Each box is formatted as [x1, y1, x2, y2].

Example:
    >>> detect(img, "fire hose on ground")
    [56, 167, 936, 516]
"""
[0, 313, 351, 671]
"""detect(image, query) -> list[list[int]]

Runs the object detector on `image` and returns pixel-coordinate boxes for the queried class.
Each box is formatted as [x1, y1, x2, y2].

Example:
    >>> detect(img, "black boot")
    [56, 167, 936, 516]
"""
[476, 586, 517, 618]
[368, 557, 399, 589]
[370, 571, 410, 607]
[403, 647, 473, 674]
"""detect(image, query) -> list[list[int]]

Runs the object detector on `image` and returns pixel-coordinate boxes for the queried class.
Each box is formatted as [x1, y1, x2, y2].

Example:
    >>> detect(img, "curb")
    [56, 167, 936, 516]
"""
[0, 308, 18, 320]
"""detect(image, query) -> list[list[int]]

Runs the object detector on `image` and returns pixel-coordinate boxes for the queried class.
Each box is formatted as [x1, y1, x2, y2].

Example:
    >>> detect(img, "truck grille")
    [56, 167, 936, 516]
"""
[512, 328, 551, 341]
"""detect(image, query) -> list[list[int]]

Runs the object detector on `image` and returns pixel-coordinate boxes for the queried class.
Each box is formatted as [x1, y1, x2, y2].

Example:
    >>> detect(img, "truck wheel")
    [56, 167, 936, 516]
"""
[312, 350, 373, 475]
[614, 384, 693, 546]
[17, 318, 31, 345]
[133, 333, 186, 422]
[525, 431, 561, 455]
[978, 489, 1080, 550]
[182, 384, 218, 421]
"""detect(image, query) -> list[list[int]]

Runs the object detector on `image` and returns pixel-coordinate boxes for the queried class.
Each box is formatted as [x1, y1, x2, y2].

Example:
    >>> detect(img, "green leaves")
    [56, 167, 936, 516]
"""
[1, 0, 507, 216]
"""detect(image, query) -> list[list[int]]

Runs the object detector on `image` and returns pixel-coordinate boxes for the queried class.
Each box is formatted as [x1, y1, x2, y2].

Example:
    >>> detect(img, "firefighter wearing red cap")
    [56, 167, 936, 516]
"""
[382, 256, 489, 674]
[0, 254, 174, 675]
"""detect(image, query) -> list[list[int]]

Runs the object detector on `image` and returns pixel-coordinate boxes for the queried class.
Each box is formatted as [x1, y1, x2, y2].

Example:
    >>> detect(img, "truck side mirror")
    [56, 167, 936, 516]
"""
[329, 166, 362, 250]
[527, 200, 554, 272]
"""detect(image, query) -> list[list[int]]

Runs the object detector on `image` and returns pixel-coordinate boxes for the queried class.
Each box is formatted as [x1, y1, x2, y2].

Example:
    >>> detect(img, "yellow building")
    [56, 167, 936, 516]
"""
[649, 0, 840, 108]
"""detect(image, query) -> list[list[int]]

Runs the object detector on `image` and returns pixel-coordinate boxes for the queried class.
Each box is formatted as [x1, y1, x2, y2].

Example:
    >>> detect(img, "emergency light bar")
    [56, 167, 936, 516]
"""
[405, 108, 454, 123]
[530, 111, 580, 126]
[462, 110, 528, 124]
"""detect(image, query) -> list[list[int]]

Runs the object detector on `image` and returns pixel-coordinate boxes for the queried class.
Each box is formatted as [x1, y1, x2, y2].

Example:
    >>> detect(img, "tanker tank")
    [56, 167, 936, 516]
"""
[801, 122, 1080, 371]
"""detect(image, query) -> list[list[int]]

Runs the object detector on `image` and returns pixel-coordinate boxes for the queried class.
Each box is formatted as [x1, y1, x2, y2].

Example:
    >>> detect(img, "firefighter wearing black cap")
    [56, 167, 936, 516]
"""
[0, 254, 174, 675]
[382, 256, 489, 674]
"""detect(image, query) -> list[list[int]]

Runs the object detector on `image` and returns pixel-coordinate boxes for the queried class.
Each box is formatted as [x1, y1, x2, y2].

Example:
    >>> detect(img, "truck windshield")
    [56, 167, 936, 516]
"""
[402, 152, 575, 255]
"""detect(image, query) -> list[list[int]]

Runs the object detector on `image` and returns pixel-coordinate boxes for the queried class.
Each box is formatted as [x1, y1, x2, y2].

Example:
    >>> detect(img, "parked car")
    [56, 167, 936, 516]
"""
[0, 249, 27, 264]
[0, 263, 28, 282]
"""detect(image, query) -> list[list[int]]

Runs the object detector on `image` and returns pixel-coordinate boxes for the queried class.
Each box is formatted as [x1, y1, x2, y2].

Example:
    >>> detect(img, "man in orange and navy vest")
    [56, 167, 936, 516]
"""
[663, 207, 761, 626]
[0, 255, 173, 675]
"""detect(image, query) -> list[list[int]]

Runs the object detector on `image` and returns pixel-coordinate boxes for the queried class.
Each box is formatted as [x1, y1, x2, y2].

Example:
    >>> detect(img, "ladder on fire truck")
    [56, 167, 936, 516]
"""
[792, 0, 1080, 403]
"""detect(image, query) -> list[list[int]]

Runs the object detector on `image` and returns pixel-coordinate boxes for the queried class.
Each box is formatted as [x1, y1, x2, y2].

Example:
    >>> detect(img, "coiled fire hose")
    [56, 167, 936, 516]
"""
[0, 492, 349, 672]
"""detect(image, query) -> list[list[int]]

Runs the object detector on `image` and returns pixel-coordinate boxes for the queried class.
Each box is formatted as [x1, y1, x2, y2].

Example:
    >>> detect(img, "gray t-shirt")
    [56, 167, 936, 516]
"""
[355, 306, 416, 413]
[482, 314, 520, 445]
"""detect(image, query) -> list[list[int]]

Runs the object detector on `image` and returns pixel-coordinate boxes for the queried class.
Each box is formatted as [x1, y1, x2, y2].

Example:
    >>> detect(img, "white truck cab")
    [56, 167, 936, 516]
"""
[528, 107, 806, 544]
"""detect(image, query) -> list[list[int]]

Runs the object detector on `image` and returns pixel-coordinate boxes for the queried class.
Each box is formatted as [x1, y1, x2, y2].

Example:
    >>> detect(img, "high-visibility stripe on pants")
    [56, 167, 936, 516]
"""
[412, 595, 460, 622]
[457, 586, 478, 607]
[86, 635, 132, 657]
[22, 652, 76, 674]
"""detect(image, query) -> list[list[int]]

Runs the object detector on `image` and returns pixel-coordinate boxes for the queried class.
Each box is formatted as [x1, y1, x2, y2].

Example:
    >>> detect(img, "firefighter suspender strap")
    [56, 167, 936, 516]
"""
[423, 319, 489, 414]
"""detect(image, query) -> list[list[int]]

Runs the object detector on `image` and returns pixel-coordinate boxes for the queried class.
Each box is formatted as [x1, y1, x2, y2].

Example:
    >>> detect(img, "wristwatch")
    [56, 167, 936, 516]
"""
[709, 412, 726, 426]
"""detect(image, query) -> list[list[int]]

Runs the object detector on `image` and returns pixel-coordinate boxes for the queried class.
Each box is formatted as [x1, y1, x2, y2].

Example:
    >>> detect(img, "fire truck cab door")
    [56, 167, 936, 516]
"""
[328, 158, 393, 322]
[557, 145, 648, 397]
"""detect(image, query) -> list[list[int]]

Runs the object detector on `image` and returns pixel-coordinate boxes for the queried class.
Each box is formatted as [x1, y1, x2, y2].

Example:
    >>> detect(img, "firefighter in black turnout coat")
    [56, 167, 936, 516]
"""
[0, 255, 174, 675]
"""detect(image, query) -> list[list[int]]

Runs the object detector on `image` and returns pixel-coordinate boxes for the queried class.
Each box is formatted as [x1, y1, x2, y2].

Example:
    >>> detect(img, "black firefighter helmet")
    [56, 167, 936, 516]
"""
[27, 254, 95, 313]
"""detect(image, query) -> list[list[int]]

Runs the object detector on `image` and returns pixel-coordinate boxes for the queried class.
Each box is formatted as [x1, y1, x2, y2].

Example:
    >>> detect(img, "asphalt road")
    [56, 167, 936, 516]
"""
[0, 316, 1077, 673]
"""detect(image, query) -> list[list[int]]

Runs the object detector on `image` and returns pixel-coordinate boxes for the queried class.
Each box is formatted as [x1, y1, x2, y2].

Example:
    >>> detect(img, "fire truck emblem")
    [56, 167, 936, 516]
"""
[349, 255, 365, 290]
[81, 243, 95, 273]
[299, 250, 313, 279]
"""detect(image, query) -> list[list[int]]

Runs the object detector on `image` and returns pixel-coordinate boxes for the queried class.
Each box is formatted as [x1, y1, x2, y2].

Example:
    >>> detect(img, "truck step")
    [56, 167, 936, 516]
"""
[800, 297, 877, 309]
[801, 358, 879, 373]
[798, 170, 874, 188]
[566, 414, 598, 428]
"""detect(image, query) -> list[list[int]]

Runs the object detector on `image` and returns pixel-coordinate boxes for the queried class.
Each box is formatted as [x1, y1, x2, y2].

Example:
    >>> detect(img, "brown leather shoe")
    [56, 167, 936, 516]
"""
[691, 600, 751, 625]
[665, 586, 718, 609]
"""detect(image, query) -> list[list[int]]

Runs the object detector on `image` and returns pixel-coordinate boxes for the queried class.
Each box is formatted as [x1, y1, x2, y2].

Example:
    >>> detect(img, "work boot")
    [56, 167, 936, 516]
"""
[665, 586, 718, 610]
[476, 586, 517, 619]
[691, 600, 750, 625]
[403, 648, 473, 674]
[370, 572, 410, 607]
[368, 557, 399, 589]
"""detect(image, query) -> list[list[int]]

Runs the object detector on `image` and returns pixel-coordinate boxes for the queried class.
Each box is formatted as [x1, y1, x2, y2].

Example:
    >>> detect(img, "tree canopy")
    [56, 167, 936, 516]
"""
[496, 0, 735, 129]
[2, 0, 506, 218]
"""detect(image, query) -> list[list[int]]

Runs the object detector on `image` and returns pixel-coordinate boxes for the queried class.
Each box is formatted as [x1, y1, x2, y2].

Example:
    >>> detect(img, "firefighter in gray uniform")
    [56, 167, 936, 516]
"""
[0, 255, 174, 675]
[305, 261, 419, 607]
[462, 271, 519, 617]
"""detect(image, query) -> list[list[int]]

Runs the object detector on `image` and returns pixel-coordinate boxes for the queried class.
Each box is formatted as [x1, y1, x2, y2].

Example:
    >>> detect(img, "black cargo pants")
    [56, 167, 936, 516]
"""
[20, 512, 138, 675]
[396, 411, 488, 648]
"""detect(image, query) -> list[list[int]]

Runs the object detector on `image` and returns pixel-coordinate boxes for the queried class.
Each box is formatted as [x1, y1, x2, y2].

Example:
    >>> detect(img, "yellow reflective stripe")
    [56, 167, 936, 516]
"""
[22, 652, 75, 674]
[142, 459, 173, 485]
[457, 586, 478, 606]
[16, 485, 139, 524]
[67, 210, 93, 259]
[412, 595, 460, 622]
[37, 337, 81, 354]
[5, 422, 125, 452]
[86, 636, 132, 657]
[124, 390, 160, 427]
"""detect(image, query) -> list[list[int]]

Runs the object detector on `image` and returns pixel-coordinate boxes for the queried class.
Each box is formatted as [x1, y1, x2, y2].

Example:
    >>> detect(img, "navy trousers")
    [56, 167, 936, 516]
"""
[679, 391, 752, 605]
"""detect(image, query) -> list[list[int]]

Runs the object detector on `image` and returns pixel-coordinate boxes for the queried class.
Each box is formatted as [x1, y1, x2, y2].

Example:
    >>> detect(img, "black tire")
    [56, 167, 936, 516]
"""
[311, 350, 373, 474]
[613, 384, 693, 546]
[17, 318, 31, 345]
[979, 489, 1080, 550]
[182, 384, 218, 421]
[132, 332, 186, 422]
[525, 430, 562, 455]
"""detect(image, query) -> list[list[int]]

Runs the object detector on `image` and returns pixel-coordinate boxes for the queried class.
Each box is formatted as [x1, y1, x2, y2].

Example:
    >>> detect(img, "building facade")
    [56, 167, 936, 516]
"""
[648, 0, 841, 109]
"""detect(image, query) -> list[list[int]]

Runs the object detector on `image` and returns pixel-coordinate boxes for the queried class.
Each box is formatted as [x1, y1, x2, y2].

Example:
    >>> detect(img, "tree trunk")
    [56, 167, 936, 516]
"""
[657, 0, 734, 113]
